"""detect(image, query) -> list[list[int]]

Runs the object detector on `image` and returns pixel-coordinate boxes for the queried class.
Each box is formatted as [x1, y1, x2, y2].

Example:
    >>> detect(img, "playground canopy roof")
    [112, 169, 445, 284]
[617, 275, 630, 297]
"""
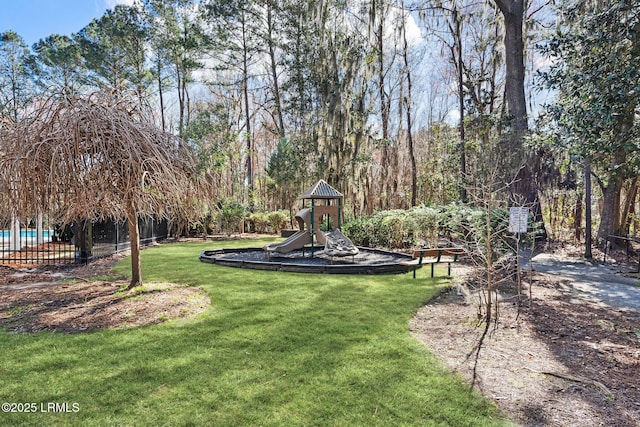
[299, 179, 343, 200]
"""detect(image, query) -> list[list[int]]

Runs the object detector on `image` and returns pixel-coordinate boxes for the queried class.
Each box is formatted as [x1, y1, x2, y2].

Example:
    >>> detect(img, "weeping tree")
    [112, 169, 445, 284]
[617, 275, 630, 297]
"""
[0, 91, 201, 288]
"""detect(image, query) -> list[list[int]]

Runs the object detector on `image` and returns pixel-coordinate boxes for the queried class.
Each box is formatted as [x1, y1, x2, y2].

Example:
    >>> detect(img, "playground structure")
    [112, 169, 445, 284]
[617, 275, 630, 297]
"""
[264, 180, 359, 258]
[200, 180, 418, 274]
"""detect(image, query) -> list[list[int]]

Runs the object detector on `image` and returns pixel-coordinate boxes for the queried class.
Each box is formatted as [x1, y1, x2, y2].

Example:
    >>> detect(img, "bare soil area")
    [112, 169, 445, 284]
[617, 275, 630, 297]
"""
[0, 254, 210, 333]
[411, 265, 640, 426]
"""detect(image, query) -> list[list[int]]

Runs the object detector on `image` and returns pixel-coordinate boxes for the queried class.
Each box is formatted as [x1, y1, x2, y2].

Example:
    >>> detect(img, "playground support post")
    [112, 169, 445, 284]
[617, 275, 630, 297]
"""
[311, 199, 315, 257]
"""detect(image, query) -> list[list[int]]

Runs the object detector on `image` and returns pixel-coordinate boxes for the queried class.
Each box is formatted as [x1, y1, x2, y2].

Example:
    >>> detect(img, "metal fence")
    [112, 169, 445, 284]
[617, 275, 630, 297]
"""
[0, 217, 75, 265]
[0, 217, 168, 266]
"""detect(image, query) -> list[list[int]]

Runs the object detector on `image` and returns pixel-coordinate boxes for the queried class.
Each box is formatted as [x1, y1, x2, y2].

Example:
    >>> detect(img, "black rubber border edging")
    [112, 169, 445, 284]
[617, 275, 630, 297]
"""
[199, 247, 418, 275]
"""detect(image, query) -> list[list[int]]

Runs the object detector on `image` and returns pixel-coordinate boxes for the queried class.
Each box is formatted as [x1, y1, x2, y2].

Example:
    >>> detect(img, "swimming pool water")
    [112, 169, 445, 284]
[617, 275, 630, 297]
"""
[0, 229, 53, 240]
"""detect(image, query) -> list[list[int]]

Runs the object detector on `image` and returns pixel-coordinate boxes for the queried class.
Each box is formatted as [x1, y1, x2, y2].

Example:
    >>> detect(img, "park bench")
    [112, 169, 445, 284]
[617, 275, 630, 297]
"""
[407, 247, 466, 279]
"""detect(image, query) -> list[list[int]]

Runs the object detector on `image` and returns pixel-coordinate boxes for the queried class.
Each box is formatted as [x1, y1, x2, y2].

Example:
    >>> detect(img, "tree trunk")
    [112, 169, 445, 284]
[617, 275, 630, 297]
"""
[127, 206, 142, 289]
[630, 188, 638, 237]
[177, 64, 185, 136]
[597, 175, 623, 242]
[375, 0, 392, 209]
[157, 57, 166, 132]
[452, 6, 467, 203]
[574, 191, 583, 242]
[241, 9, 253, 194]
[401, 3, 417, 207]
[620, 176, 638, 236]
[494, 0, 527, 131]
[597, 148, 627, 242]
[495, 0, 546, 238]
[266, 0, 285, 139]
[585, 160, 592, 258]
[375, 0, 388, 141]
[484, 184, 495, 324]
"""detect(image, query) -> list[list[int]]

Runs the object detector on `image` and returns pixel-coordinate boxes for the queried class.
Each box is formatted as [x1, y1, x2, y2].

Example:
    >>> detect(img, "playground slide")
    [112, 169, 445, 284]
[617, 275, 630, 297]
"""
[264, 230, 311, 254]
[264, 209, 312, 254]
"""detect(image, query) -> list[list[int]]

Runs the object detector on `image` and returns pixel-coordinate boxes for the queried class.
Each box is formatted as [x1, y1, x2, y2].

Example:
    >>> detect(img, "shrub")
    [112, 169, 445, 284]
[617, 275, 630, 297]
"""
[410, 206, 439, 246]
[267, 210, 290, 233]
[341, 217, 372, 247]
[342, 204, 511, 254]
[369, 211, 393, 247]
[216, 199, 246, 234]
[380, 210, 417, 248]
[249, 212, 269, 233]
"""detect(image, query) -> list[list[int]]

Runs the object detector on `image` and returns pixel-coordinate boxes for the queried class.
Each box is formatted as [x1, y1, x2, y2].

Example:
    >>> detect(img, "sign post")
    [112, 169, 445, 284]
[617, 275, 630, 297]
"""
[508, 207, 529, 234]
[509, 207, 529, 301]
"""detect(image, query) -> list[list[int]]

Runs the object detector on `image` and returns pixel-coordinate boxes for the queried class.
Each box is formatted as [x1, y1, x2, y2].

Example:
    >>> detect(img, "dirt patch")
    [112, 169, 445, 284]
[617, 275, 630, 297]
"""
[0, 254, 210, 333]
[411, 270, 640, 426]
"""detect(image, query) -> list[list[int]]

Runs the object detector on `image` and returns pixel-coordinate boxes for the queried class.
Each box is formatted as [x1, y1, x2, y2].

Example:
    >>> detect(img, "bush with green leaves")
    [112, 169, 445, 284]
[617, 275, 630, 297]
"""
[249, 212, 269, 233]
[341, 217, 372, 247]
[245, 210, 291, 234]
[410, 206, 440, 245]
[342, 204, 513, 257]
[267, 210, 290, 233]
[215, 199, 246, 234]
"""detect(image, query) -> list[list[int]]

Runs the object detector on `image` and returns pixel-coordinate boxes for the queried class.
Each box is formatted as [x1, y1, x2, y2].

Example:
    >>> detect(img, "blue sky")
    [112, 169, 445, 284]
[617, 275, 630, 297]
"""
[0, 0, 132, 47]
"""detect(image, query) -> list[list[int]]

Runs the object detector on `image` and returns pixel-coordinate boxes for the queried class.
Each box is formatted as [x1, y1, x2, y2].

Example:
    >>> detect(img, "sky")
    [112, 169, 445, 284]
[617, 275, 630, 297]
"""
[0, 0, 133, 47]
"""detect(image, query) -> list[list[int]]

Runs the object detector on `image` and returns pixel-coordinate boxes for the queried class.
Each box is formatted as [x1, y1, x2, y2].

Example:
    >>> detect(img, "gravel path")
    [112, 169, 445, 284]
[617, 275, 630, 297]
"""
[531, 253, 640, 312]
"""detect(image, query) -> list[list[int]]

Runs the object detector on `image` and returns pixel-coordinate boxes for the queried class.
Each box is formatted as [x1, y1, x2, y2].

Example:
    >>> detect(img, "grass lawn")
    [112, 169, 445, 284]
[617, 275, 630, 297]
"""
[0, 238, 509, 426]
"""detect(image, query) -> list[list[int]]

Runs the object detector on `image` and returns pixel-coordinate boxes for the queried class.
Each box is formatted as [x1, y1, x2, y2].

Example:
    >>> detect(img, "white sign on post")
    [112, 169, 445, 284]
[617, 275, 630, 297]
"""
[508, 207, 529, 233]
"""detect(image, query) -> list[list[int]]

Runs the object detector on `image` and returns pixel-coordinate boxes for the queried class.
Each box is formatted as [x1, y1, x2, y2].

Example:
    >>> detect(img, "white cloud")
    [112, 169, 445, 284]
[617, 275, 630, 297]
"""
[446, 109, 460, 125]
[403, 12, 422, 46]
[105, 0, 136, 8]
[384, 6, 423, 47]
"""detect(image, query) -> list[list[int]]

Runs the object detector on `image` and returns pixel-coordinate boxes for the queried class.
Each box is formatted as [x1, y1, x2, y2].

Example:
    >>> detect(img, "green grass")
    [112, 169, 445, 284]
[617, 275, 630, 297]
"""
[0, 238, 508, 426]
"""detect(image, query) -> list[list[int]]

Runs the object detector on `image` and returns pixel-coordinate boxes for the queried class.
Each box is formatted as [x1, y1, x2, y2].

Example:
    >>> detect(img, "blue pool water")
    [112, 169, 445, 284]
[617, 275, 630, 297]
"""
[0, 229, 53, 240]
